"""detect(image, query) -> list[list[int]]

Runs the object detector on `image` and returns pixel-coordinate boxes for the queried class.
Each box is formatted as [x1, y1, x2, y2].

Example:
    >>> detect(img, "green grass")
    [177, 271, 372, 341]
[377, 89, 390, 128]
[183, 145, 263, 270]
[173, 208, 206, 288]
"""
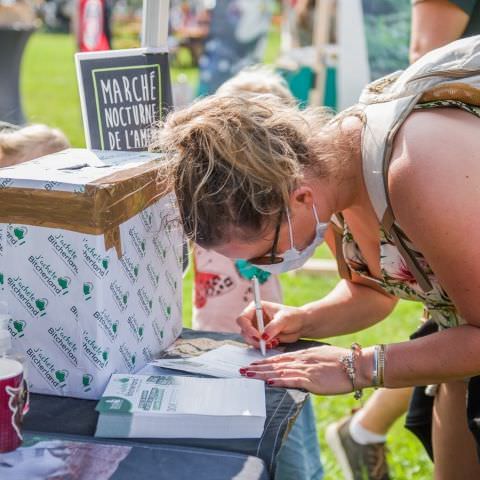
[20, 30, 432, 479]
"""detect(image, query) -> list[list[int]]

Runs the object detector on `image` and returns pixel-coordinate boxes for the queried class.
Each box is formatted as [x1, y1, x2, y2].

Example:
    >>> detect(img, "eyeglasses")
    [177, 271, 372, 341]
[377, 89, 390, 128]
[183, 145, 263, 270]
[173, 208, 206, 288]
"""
[249, 211, 284, 266]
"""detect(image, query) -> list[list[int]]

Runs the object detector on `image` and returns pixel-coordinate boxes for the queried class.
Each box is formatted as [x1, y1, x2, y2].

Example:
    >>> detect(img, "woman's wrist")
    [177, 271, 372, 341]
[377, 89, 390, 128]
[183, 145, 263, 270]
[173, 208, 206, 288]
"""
[298, 304, 320, 337]
[357, 346, 376, 389]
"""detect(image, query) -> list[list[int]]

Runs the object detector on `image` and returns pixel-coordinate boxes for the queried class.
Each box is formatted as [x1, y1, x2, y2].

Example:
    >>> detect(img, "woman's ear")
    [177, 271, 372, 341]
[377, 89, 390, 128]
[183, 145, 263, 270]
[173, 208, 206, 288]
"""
[290, 186, 314, 210]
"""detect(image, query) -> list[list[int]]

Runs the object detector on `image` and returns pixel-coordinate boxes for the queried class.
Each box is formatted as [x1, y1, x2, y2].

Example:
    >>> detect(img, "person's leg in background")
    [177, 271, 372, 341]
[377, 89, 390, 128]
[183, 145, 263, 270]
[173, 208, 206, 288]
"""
[275, 397, 324, 480]
[326, 387, 412, 480]
[432, 381, 480, 480]
[352, 387, 413, 442]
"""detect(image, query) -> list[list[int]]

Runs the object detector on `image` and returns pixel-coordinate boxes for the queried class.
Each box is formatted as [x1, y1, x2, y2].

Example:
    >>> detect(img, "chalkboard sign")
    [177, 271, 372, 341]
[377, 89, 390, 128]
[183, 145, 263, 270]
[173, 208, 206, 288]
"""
[76, 48, 173, 150]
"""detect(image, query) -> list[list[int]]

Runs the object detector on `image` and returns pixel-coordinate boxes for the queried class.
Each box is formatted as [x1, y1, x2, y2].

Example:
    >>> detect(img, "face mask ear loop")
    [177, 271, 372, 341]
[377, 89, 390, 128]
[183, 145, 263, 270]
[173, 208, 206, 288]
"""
[286, 210, 295, 249]
[312, 204, 321, 224]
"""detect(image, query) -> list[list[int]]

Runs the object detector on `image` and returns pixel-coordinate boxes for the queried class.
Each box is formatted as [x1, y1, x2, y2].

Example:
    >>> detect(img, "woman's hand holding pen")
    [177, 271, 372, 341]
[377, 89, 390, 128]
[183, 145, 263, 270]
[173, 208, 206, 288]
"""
[236, 301, 306, 349]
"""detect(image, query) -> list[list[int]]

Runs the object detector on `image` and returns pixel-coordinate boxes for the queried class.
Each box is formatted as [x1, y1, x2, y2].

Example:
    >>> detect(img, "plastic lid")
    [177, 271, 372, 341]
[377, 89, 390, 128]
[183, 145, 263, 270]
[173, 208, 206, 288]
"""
[0, 329, 11, 354]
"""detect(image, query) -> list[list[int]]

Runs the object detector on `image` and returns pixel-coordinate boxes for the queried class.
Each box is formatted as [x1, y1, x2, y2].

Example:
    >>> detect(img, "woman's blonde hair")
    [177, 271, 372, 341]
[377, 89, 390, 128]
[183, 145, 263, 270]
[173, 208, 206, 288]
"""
[0, 124, 70, 167]
[151, 93, 343, 248]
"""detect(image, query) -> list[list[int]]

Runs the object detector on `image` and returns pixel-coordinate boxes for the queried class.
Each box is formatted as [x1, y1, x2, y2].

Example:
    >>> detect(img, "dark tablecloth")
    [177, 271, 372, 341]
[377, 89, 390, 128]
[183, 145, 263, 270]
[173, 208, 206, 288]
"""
[24, 330, 322, 478]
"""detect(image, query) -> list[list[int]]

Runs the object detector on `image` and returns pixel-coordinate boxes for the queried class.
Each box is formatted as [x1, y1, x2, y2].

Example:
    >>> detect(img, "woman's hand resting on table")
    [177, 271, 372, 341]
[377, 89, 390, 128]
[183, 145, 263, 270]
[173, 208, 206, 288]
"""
[239, 345, 372, 395]
[236, 301, 306, 350]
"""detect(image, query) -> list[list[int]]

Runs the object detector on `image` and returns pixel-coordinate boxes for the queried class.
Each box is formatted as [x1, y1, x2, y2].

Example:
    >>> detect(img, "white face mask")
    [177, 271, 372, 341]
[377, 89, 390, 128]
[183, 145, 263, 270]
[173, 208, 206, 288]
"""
[253, 205, 329, 274]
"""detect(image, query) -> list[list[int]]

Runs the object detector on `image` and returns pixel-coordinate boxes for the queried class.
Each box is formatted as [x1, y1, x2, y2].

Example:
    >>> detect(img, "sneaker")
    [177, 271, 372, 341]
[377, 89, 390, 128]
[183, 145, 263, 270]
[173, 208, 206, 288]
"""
[325, 417, 390, 480]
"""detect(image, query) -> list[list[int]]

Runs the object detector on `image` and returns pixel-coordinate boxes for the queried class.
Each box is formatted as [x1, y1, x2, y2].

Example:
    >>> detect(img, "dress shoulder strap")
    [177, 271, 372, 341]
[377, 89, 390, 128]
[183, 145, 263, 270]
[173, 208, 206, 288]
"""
[361, 98, 434, 292]
[330, 214, 351, 281]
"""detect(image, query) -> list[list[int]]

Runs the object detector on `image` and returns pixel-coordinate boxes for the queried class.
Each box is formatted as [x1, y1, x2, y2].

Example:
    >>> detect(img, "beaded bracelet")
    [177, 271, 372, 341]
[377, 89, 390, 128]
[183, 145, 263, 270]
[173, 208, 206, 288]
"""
[340, 342, 363, 400]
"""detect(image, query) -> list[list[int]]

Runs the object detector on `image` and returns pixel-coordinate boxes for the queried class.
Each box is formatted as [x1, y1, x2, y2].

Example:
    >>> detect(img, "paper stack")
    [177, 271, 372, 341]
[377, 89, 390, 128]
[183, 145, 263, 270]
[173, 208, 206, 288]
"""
[95, 373, 266, 439]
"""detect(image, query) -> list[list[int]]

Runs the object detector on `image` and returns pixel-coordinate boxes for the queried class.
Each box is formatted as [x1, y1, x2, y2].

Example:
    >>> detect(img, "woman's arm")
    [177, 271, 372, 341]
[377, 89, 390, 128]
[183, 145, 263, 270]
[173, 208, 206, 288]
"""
[299, 225, 397, 338]
[244, 324, 480, 394]
[410, 0, 470, 63]
[358, 325, 480, 389]
[300, 278, 397, 338]
[237, 275, 397, 347]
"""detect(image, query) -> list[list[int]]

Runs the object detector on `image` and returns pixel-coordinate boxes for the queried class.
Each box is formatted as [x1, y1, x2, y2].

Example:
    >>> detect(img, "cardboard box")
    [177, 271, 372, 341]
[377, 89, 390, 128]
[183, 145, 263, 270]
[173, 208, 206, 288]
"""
[0, 149, 183, 399]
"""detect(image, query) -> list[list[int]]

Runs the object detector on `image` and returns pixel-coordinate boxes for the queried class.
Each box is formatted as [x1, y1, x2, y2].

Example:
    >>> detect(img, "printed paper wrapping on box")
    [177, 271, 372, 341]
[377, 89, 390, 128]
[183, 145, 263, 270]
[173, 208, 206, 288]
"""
[0, 149, 184, 399]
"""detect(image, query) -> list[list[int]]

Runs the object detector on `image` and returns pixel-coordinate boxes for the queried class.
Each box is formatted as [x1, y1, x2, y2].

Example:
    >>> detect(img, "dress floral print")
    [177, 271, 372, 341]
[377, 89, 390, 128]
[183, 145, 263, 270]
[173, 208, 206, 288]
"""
[341, 222, 461, 329]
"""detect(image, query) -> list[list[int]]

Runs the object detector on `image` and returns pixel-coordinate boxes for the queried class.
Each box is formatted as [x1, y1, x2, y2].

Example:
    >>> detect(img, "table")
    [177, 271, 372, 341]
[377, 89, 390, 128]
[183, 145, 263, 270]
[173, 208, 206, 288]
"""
[3, 433, 269, 480]
[22, 330, 322, 479]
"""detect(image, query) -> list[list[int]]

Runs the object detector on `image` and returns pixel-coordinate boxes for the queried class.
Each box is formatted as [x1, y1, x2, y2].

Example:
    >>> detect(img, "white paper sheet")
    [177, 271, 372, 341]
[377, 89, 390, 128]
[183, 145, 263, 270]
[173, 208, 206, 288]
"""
[151, 344, 281, 378]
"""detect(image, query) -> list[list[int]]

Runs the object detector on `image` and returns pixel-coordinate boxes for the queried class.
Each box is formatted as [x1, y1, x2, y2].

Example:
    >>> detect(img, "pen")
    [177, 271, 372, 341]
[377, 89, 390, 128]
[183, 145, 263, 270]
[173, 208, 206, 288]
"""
[252, 275, 266, 356]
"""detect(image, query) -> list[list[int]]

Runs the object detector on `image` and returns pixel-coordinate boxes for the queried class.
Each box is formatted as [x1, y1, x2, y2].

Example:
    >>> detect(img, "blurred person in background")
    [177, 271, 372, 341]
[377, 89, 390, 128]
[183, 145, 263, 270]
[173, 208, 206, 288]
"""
[410, 0, 480, 63]
[197, 0, 274, 95]
[0, 121, 69, 167]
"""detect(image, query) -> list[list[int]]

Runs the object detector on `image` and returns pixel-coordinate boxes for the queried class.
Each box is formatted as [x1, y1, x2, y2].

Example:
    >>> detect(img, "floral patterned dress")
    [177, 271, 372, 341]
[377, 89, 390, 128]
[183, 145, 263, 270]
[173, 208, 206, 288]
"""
[339, 100, 480, 330]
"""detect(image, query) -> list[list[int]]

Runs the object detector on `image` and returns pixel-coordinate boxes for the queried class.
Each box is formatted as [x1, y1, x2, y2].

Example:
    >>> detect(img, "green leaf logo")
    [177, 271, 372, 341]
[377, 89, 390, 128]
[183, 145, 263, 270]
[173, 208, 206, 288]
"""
[133, 265, 139, 277]
[112, 322, 118, 334]
[122, 293, 129, 305]
[166, 306, 171, 316]
[13, 226, 27, 241]
[148, 299, 153, 309]
[55, 369, 68, 383]
[0, 272, 3, 285]
[82, 373, 93, 390]
[138, 326, 144, 338]
[13, 319, 26, 336]
[83, 282, 93, 300]
[102, 258, 109, 270]
[141, 241, 146, 252]
[131, 355, 136, 365]
[57, 276, 70, 292]
[35, 298, 48, 315]
[102, 350, 109, 361]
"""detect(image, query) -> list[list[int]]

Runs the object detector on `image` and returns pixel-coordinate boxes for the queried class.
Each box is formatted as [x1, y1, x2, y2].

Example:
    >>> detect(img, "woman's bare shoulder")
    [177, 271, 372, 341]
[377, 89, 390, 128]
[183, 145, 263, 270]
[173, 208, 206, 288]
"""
[389, 107, 480, 199]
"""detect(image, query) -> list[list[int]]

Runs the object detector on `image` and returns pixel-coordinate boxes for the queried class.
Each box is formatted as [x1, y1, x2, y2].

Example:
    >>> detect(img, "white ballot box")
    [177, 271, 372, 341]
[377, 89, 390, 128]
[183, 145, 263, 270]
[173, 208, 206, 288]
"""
[0, 149, 183, 399]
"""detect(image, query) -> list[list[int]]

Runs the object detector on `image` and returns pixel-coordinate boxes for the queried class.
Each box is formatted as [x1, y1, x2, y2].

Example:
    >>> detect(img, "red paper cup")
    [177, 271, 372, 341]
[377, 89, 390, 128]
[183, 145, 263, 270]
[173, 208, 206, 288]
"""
[0, 357, 25, 453]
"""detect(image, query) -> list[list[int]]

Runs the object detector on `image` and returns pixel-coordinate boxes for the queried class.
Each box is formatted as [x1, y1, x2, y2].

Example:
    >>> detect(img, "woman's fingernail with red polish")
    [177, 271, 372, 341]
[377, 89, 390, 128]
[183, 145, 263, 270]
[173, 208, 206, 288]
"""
[253, 336, 260, 342]
[267, 380, 275, 385]
[261, 333, 269, 341]
[246, 371, 256, 377]
[272, 339, 280, 347]
[239, 368, 246, 375]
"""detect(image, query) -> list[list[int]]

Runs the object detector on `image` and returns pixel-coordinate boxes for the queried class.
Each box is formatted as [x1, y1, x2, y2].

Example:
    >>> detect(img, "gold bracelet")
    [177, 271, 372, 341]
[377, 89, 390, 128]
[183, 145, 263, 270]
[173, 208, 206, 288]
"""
[378, 344, 386, 388]
[372, 344, 386, 388]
